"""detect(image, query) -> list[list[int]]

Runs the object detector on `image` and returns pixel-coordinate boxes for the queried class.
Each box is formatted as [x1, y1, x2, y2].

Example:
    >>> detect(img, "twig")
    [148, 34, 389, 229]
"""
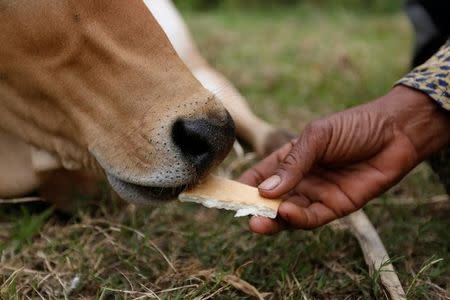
[341, 210, 406, 300]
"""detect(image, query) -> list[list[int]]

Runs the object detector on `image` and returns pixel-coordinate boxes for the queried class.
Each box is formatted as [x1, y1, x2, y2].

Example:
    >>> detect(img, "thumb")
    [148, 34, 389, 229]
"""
[258, 121, 330, 198]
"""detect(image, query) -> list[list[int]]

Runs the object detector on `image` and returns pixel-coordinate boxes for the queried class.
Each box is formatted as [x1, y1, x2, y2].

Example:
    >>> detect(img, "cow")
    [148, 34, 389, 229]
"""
[0, 0, 291, 205]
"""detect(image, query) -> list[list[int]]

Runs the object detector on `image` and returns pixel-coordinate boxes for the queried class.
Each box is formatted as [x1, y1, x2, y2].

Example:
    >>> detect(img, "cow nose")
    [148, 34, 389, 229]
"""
[172, 112, 235, 175]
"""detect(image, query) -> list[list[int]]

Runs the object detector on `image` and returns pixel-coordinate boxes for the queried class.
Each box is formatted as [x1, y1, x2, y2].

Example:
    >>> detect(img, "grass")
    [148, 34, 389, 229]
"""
[1, 4, 449, 299]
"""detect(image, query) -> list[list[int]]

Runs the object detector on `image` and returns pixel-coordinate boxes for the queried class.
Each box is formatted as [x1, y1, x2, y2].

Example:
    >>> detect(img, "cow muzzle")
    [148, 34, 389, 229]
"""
[104, 111, 235, 203]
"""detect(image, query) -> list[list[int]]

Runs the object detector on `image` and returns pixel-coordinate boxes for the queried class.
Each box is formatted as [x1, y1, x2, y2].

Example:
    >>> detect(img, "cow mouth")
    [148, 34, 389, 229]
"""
[106, 174, 189, 203]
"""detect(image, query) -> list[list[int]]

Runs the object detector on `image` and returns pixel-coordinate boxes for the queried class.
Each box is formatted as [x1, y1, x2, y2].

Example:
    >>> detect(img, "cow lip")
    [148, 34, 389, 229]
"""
[106, 173, 189, 202]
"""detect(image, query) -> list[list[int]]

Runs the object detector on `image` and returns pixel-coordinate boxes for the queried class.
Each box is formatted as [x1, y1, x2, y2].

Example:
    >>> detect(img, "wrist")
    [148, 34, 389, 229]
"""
[381, 85, 450, 160]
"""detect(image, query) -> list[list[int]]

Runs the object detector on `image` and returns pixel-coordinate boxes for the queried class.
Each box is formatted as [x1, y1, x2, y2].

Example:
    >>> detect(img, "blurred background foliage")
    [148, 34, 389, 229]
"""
[173, 0, 404, 13]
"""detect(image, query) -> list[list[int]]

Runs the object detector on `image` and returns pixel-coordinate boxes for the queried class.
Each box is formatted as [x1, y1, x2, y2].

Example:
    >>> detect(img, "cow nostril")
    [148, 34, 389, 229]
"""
[172, 119, 211, 161]
[171, 114, 235, 175]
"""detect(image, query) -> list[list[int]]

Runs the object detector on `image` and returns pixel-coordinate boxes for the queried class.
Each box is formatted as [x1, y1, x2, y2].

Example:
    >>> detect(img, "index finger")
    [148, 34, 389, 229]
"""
[238, 140, 296, 186]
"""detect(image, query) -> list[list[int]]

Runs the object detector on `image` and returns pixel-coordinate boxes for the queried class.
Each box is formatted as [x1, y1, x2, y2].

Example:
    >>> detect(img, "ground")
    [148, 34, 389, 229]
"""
[1, 4, 449, 300]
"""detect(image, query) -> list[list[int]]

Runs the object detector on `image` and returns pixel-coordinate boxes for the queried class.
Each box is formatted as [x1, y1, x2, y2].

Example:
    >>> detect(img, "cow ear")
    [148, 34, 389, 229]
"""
[31, 147, 61, 172]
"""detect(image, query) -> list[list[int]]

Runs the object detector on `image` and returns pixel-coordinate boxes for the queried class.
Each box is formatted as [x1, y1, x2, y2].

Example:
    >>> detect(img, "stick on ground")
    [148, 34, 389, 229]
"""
[341, 210, 406, 300]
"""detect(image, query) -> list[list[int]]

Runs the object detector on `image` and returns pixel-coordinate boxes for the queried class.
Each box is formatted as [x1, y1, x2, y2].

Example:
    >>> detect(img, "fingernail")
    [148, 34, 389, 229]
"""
[258, 175, 281, 190]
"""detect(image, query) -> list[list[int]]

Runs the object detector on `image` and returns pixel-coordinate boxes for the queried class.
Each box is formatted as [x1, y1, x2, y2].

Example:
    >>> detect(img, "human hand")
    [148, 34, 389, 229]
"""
[239, 86, 450, 234]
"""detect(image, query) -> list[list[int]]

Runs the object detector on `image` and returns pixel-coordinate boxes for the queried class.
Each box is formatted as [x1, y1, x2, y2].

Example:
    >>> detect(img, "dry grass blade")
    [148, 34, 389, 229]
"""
[414, 278, 450, 299]
[1, 265, 45, 275]
[370, 194, 449, 206]
[200, 285, 229, 300]
[223, 274, 266, 300]
[0, 197, 43, 204]
[342, 210, 406, 300]
[406, 258, 444, 297]
[112, 223, 177, 273]
[101, 287, 160, 299]
[0, 267, 23, 290]
[156, 284, 199, 295]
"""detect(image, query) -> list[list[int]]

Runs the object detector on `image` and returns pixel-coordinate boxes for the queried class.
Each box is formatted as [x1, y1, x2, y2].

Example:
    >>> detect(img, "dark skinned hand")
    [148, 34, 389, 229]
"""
[239, 86, 450, 234]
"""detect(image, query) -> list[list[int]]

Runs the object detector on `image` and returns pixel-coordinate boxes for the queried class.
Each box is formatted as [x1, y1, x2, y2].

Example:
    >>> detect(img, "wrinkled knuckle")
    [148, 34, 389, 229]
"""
[280, 152, 301, 173]
[286, 210, 323, 230]
[304, 120, 331, 142]
[305, 212, 320, 230]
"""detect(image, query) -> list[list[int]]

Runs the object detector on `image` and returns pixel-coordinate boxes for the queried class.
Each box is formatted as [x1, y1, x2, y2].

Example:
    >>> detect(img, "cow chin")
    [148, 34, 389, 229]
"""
[106, 173, 189, 203]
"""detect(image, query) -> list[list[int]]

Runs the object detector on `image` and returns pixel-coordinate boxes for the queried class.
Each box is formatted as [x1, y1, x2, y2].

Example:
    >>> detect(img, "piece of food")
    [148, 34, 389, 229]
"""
[179, 175, 281, 218]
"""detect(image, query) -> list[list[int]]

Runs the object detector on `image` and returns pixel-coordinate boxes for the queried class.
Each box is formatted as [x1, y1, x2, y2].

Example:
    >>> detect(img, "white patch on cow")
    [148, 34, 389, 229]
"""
[144, 0, 194, 62]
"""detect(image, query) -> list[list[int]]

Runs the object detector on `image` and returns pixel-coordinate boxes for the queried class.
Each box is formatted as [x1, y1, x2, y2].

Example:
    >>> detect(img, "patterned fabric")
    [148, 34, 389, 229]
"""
[397, 39, 450, 195]
[398, 39, 450, 111]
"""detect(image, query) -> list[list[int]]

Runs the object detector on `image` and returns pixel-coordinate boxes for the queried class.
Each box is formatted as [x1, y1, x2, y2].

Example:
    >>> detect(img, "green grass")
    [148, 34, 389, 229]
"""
[186, 5, 412, 121]
[173, 0, 403, 14]
[1, 5, 449, 299]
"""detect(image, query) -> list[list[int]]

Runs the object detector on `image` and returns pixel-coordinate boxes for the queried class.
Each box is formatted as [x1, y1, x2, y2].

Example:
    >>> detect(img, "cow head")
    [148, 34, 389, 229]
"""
[0, 0, 235, 202]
